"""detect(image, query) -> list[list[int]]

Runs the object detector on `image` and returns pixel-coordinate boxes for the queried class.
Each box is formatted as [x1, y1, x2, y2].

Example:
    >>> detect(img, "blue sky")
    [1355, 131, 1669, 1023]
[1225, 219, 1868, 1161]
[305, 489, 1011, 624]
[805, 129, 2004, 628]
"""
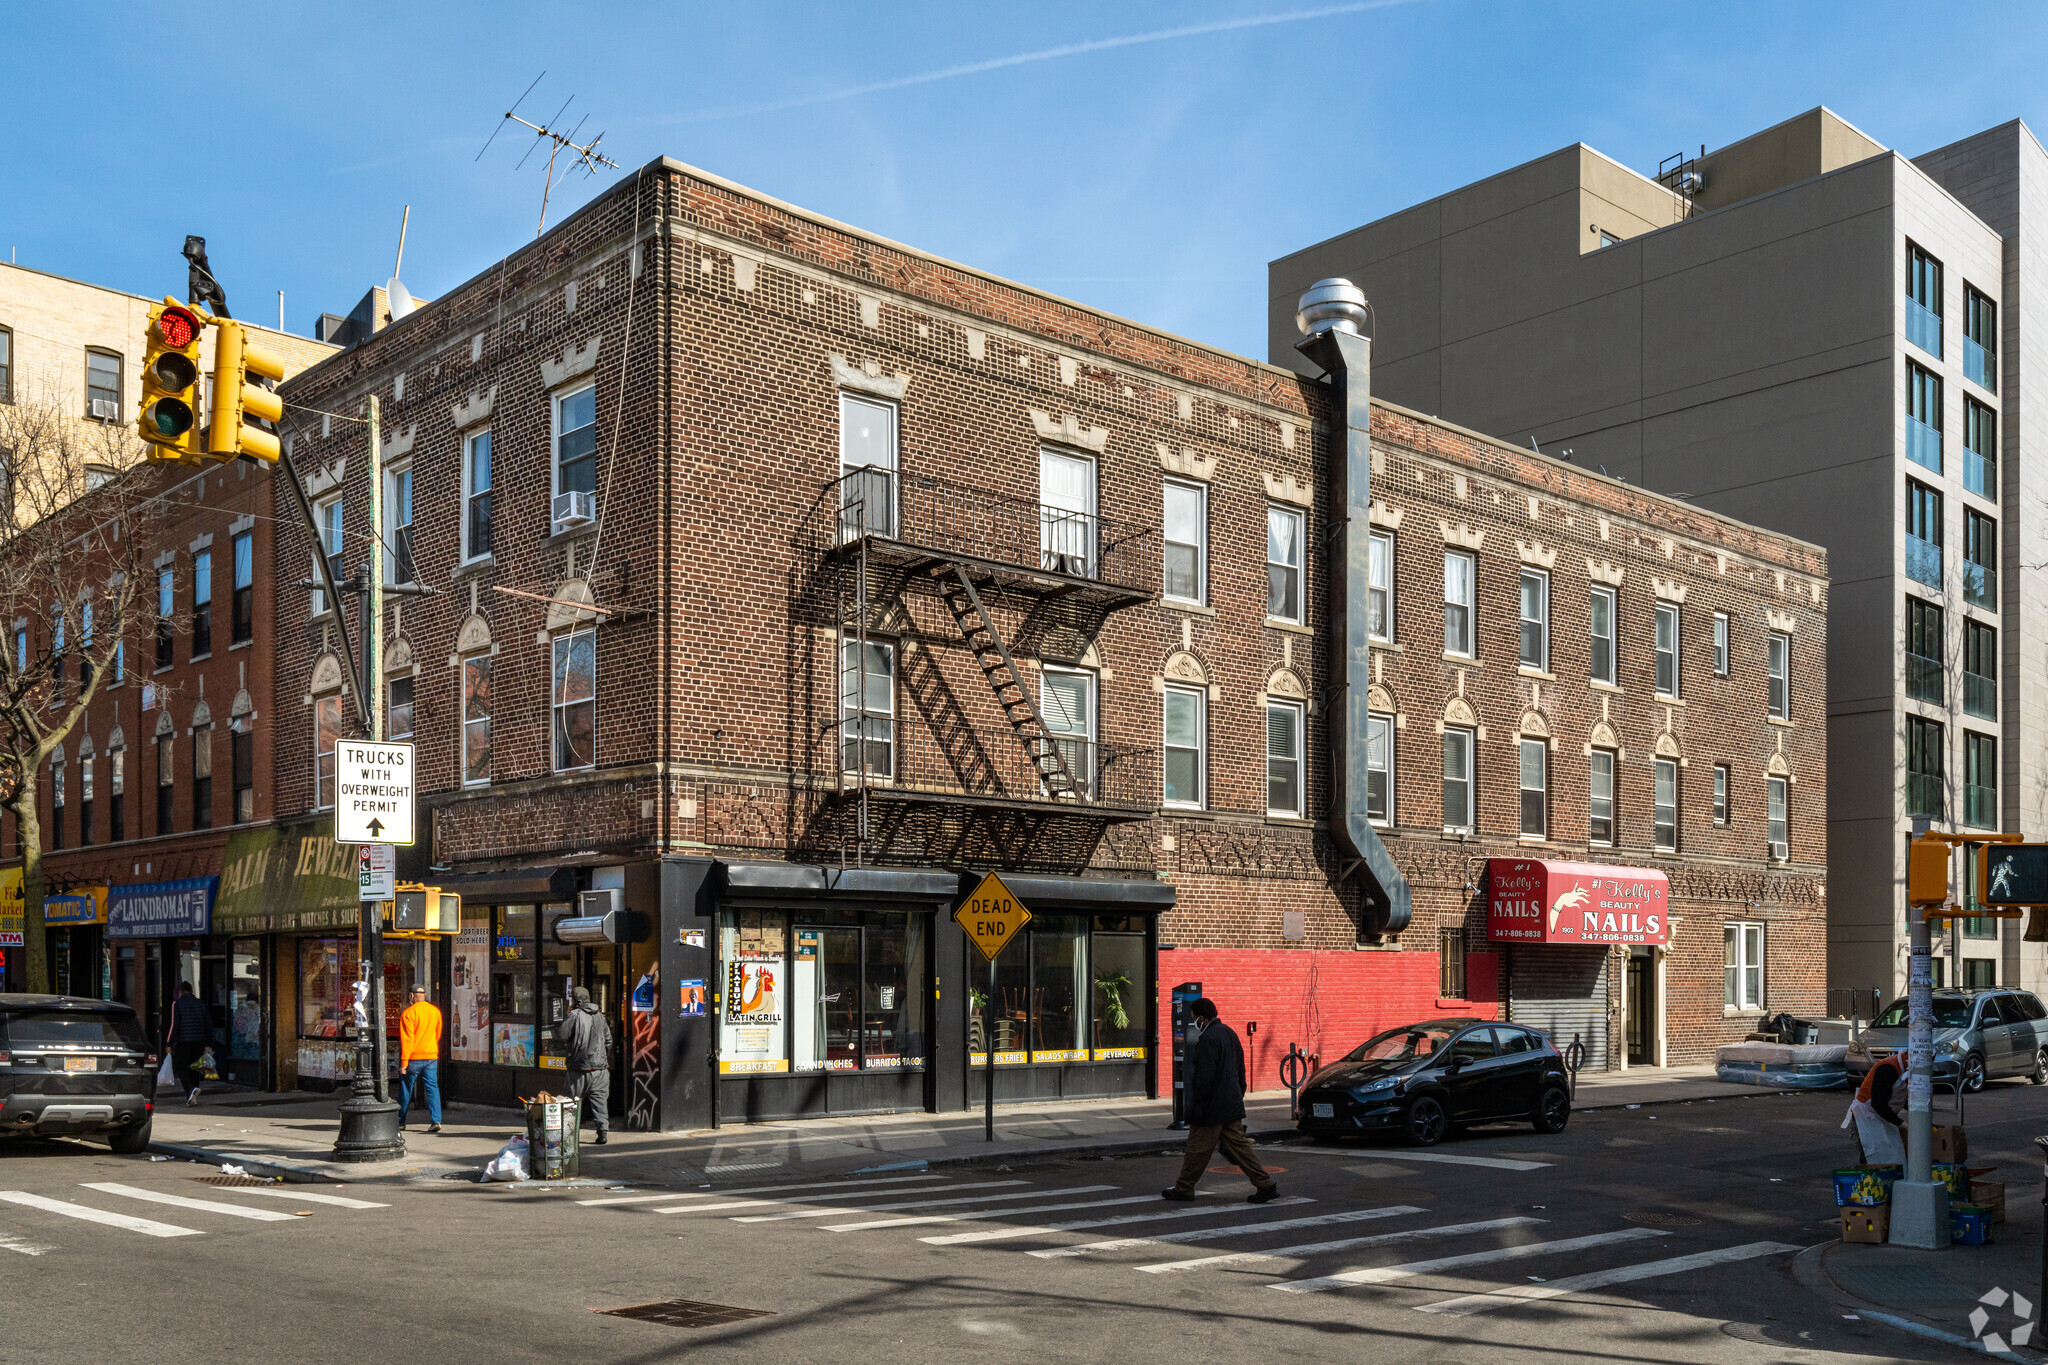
[4, 3, 2044, 359]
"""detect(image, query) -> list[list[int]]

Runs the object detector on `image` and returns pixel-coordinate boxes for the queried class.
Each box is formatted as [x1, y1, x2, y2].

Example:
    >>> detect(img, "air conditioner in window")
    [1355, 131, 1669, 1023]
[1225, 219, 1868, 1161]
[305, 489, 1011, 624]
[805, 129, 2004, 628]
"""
[89, 398, 120, 422]
[1769, 840, 1789, 862]
[552, 490, 595, 528]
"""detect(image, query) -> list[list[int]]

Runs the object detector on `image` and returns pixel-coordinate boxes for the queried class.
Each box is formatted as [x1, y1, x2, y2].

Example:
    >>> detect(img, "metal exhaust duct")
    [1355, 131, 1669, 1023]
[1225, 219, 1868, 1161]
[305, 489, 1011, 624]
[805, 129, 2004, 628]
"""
[1295, 279, 1413, 938]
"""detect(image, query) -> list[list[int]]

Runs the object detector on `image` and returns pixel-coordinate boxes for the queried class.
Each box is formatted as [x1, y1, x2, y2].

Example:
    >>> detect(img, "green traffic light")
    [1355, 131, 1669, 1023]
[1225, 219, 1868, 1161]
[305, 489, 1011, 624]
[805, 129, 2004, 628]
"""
[148, 397, 193, 438]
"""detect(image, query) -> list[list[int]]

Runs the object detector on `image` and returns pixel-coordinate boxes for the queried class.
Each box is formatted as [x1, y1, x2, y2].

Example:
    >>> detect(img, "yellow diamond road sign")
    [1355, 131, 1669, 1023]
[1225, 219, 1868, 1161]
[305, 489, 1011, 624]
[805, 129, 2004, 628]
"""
[955, 870, 1031, 963]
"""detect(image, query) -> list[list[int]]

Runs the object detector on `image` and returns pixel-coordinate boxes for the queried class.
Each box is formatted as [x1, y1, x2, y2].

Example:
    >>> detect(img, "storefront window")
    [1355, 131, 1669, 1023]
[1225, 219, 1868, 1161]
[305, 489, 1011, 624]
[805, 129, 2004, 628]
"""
[1091, 918, 1147, 1057]
[451, 917, 492, 1062]
[866, 913, 925, 1068]
[719, 909, 788, 1074]
[974, 915, 1150, 1063]
[539, 903, 575, 1071]
[1030, 916, 1088, 1061]
[789, 911, 926, 1072]
[383, 939, 429, 1042]
[298, 939, 351, 1038]
[229, 939, 262, 1061]
[491, 905, 536, 1067]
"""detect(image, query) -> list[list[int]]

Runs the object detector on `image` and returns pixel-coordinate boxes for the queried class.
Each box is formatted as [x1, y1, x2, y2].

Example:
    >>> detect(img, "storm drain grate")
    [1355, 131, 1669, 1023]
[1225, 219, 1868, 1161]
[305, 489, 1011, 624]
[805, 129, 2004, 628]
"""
[192, 1175, 282, 1187]
[1622, 1211, 1703, 1227]
[599, 1299, 775, 1329]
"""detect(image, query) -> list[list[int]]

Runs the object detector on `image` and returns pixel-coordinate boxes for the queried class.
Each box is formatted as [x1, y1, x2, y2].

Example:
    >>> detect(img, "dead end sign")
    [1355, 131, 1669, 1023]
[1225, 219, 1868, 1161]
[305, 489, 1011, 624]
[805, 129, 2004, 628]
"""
[335, 740, 416, 845]
[954, 870, 1031, 962]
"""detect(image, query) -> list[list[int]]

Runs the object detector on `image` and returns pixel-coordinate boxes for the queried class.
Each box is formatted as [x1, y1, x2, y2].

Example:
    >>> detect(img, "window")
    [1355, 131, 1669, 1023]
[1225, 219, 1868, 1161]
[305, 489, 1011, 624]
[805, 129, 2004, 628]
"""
[231, 722, 253, 824]
[1518, 738, 1546, 838]
[838, 640, 894, 778]
[0, 325, 11, 403]
[836, 395, 899, 543]
[1712, 612, 1729, 676]
[554, 383, 598, 505]
[1765, 775, 1788, 853]
[155, 568, 173, 669]
[1906, 361, 1943, 472]
[1366, 714, 1393, 823]
[1907, 242, 1943, 356]
[49, 609, 63, 706]
[1905, 599, 1943, 704]
[113, 638, 123, 685]
[1964, 285, 1998, 392]
[788, 910, 931, 1072]
[1162, 686, 1205, 808]
[1713, 765, 1729, 825]
[1442, 728, 1473, 833]
[79, 750, 93, 847]
[312, 496, 342, 614]
[1654, 602, 1679, 697]
[1590, 750, 1616, 845]
[1965, 620, 1997, 721]
[1725, 921, 1764, 1011]
[1907, 479, 1943, 590]
[551, 630, 597, 771]
[191, 727, 213, 831]
[85, 349, 121, 419]
[1040, 448, 1096, 577]
[462, 655, 492, 786]
[1963, 959, 1996, 989]
[155, 734, 173, 835]
[78, 602, 91, 691]
[1965, 397, 1997, 500]
[1368, 531, 1394, 641]
[1161, 481, 1205, 603]
[1266, 506, 1303, 622]
[314, 695, 343, 810]
[1766, 631, 1790, 718]
[1443, 551, 1474, 656]
[110, 748, 124, 842]
[1965, 731, 1997, 830]
[1964, 509, 1997, 611]
[50, 749, 64, 851]
[1267, 701, 1303, 818]
[1654, 758, 1678, 851]
[1907, 715, 1944, 819]
[191, 549, 211, 658]
[386, 464, 414, 584]
[13, 627, 23, 673]
[1439, 929, 1466, 999]
[388, 676, 415, 740]
[1041, 667, 1095, 799]
[1519, 569, 1548, 669]
[1597, 229, 1622, 249]
[464, 429, 494, 560]
[231, 531, 253, 645]
[1590, 587, 1616, 685]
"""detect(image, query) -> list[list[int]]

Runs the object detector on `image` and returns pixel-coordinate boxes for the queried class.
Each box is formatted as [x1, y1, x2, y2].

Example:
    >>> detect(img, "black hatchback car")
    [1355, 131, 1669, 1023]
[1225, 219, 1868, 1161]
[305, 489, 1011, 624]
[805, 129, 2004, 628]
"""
[1295, 1018, 1571, 1147]
[0, 995, 157, 1153]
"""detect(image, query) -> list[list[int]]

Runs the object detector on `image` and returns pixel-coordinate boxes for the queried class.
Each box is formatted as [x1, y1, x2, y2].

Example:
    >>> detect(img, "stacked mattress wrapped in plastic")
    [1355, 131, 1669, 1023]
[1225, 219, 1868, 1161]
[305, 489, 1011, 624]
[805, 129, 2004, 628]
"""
[1714, 1041, 1848, 1089]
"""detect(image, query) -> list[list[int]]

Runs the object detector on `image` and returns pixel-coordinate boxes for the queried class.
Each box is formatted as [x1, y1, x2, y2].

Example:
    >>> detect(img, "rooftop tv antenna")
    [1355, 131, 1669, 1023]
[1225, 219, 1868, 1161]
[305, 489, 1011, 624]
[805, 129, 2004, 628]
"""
[477, 72, 620, 237]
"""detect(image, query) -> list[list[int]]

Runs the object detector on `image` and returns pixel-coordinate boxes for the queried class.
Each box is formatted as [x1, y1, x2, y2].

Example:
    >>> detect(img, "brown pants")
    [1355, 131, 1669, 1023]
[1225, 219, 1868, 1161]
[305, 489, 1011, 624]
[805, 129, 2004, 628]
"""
[1173, 1120, 1274, 1193]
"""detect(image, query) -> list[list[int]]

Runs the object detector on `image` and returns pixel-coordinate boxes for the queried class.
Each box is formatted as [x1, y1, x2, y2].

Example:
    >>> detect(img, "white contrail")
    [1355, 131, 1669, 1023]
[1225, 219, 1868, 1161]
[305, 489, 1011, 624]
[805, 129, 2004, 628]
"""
[642, 1, 1428, 125]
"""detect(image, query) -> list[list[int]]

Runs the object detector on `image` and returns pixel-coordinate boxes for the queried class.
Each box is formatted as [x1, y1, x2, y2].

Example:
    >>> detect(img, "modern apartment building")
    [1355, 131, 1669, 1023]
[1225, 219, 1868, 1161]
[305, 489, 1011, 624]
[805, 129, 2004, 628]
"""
[1268, 107, 2043, 1004]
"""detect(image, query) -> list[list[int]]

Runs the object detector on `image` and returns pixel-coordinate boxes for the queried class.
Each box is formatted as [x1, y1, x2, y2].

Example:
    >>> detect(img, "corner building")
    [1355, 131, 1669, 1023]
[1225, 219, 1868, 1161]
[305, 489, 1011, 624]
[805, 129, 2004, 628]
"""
[270, 160, 1826, 1129]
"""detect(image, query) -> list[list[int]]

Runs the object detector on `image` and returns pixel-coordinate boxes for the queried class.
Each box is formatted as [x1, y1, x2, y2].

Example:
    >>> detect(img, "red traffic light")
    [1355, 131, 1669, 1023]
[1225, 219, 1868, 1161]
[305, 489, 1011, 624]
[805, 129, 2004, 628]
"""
[155, 306, 200, 349]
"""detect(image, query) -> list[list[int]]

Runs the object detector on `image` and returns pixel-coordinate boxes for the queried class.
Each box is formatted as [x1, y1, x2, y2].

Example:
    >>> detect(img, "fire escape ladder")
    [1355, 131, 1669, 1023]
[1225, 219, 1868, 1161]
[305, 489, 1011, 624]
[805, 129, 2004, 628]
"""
[936, 565, 1081, 800]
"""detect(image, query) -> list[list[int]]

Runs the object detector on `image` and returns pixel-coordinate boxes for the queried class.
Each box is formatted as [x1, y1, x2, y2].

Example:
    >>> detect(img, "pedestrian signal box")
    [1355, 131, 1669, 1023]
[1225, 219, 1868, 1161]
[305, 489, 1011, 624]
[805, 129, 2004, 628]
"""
[386, 884, 460, 935]
[1980, 845, 2048, 906]
[1906, 838, 1953, 907]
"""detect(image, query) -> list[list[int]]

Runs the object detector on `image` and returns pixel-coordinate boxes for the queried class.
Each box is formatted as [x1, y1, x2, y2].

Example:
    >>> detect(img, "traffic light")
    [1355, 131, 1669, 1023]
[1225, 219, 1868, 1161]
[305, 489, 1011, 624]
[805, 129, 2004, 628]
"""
[206, 319, 286, 461]
[1906, 837, 1952, 907]
[138, 300, 206, 462]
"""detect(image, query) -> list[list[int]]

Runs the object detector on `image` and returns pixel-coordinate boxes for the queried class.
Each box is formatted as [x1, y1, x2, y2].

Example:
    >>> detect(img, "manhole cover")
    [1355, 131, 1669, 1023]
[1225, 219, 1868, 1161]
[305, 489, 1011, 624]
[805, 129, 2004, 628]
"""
[599, 1300, 774, 1329]
[1622, 1211, 1702, 1227]
[192, 1175, 280, 1187]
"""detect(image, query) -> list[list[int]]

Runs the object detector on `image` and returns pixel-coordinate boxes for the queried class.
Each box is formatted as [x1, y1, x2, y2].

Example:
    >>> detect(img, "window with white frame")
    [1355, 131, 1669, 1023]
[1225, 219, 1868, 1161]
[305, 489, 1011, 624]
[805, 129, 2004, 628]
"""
[1366, 713, 1393, 823]
[1368, 531, 1394, 641]
[1442, 727, 1474, 833]
[313, 694, 343, 810]
[463, 429, 494, 560]
[461, 654, 492, 786]
[1654, 757, 1679, 850]
[1767, 776, 1788, 852]
[1654, 602, 1680, 697]
[1589, 749, 1615, 845]
[1267, 700, 1303, 817]
[1443, 551, 1475, 656]
[1162, 685, 1205, 808]
[312, 496, 342, 615]
[388, 676, 415, 740]
[1767, 632, 1790, 720]
[1161, 480, 1206, 603]
[1519, 569, 1549, 669]
[1041, 667, 1095, 797]
[385, 463, 415, 584]
[1712, 612, 1730, 676]
[839, 393, 898, 540]
[1725, 921, 1764, 1010]
[551, 630, 596, 771]
[1518, 738, 1546, 838]
[553, 384, 599, 520]
[839, 639, 894, 777]
[1266, 506, 1303, 622]
[1713, 764, 1729, 825]
[1041, 448, 1097, 576]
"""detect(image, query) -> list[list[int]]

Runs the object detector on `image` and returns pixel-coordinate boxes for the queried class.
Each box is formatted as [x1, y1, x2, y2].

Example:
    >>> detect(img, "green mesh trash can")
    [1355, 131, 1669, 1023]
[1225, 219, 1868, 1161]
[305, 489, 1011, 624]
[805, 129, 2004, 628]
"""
[525, 1096, 581, 1179]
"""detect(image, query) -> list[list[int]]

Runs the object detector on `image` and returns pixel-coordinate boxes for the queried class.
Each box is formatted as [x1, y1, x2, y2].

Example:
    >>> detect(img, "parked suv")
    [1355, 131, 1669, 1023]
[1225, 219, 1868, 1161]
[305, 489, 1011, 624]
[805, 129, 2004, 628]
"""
[1845, 988, 2048, 1093]
[0, 995, 156, 1152]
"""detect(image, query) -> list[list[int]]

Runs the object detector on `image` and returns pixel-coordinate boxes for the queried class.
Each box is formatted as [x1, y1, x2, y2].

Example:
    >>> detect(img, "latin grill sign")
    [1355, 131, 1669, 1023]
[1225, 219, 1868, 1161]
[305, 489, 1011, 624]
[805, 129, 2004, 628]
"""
[1486, 858, 1670, 946]
[334, 741, 416, 845]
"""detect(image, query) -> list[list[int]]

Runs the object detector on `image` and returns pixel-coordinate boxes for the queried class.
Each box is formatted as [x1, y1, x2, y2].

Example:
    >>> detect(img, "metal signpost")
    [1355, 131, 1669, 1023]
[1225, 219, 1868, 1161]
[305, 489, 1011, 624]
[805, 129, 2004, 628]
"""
[954, 871, 1031, 1142]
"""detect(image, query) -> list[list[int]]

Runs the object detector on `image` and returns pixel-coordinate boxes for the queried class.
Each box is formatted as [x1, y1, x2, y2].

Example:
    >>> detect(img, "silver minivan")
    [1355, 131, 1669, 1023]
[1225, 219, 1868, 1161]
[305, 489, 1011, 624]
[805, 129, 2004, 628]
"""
[1845, 988, 2048, 1093]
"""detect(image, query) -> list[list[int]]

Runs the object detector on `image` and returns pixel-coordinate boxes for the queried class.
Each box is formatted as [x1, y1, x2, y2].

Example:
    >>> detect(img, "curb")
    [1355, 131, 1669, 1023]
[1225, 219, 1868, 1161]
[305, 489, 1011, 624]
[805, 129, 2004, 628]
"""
[145, 1140, 340, 1184]
[1793, 1239, 2048, 1361]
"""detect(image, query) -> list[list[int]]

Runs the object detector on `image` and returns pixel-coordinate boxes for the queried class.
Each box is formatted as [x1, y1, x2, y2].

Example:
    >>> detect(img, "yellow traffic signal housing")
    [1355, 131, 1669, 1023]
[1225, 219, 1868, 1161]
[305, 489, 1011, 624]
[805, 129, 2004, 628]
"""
[1907, 837, 1953, 907]
[207, 319, 286, 461]
[138, 300, 207, 462]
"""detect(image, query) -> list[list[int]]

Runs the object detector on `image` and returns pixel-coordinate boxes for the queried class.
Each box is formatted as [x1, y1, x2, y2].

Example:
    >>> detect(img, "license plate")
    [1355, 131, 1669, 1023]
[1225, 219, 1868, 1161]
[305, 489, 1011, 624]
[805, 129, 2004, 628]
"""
[63, 1057, 98, 1072]
[1312, 1103, 1334, 1118]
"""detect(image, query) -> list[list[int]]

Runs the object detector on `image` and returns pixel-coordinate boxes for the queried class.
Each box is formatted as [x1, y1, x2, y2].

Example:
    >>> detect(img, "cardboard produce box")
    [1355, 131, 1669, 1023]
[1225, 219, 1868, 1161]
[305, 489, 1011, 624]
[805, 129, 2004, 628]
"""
[1842, 1205, 1890, 1244]
[1933, 1125, 1968, 1164]
[1972, 1179, 2006, 1224]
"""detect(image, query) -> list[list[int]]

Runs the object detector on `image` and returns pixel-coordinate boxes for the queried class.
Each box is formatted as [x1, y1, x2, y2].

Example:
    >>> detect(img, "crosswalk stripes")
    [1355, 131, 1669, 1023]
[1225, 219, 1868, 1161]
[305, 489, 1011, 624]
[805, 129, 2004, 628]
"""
[0, 1190, 203, 1239]
[1412, 1241, 1803, 1316]
[1132, 1216, 1540, 1274]
[78, 1182, 302, 1222]
[1269, 1227, 1669, 1294]
[663, 1180, 1020, 1216]
[0, 1230, 56, 1256]
[1290, 1150, 1554, 1172]
[221, 1187, 389, 1210]
[921, 1197, 1315, 1247]
[1031, 1204, 1423, 1260]
[822, 1192, 1171, 1233]
[732, 1184, 1118, 1224]
[577, 1174, 947, 1206]
[0, 1178, 394, 1248]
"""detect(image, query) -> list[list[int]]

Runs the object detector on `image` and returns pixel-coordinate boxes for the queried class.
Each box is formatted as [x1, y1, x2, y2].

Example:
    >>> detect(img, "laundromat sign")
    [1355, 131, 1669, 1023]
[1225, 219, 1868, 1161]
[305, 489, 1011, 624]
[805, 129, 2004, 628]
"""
[1486, 858, 1670, 946]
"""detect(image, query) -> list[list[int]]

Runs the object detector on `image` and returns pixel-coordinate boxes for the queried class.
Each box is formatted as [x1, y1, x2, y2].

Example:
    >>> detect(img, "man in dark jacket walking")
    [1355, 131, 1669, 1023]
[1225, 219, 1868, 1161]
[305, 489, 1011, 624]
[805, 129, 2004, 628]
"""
[1163, 998, 1278, 1203]
[164, 982, 211, 1108]
[556, 988, 612, 1145]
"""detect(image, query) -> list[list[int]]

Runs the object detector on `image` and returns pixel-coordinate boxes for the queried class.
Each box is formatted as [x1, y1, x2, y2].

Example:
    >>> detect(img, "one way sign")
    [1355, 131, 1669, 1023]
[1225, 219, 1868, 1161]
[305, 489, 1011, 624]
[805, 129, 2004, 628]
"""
[335, 740, 416, 845]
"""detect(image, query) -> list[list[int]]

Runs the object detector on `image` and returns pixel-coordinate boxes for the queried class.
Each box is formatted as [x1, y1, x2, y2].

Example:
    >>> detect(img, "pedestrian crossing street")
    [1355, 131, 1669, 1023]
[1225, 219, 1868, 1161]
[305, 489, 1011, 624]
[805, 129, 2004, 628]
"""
[578, 1160, 1803, 1318]
[0, 1181, 387, 1250]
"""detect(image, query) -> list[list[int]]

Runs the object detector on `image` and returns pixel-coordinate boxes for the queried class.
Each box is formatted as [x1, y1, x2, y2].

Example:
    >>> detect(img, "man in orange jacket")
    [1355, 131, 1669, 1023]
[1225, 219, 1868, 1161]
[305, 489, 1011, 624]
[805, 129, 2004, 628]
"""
[396, 985, 444, 1134]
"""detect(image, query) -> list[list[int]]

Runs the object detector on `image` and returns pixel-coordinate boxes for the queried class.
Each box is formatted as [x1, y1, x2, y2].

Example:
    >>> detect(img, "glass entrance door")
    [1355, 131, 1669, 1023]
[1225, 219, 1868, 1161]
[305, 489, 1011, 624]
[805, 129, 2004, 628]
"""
[1625, 953, 1656, 1066]
[229, 938, 265, 1088]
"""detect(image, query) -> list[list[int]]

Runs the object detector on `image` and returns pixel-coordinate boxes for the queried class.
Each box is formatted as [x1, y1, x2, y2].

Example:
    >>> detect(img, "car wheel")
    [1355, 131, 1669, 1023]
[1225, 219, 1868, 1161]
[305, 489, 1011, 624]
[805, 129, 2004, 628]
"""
[1533, 1085, 1571, 1134]
[1403, 1096, 1448, 1147]
[2031, 1049, 2048, 1086]
[107, 1118, 153, 1155]
[1963, 1052, 1987, 1094]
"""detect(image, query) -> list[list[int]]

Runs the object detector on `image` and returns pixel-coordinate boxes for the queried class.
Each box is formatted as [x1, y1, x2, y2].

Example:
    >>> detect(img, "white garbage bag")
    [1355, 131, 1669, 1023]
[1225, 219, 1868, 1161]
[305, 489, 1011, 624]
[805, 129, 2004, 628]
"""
[1843, 1098, 1905, 1165]
[482, 1136, 530, 1183]
[156, 1056, 175, 1087]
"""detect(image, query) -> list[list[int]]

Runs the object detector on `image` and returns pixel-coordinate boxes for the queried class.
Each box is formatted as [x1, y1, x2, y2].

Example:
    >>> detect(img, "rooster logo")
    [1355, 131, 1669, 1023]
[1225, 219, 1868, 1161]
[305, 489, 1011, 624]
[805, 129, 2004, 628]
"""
[1550, 885, 1592, 934]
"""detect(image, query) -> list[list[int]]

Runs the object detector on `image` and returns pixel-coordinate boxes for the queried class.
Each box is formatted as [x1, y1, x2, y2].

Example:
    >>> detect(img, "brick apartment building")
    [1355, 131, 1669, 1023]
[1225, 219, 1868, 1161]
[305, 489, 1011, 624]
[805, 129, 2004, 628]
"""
[257, 159, 1825, 1130]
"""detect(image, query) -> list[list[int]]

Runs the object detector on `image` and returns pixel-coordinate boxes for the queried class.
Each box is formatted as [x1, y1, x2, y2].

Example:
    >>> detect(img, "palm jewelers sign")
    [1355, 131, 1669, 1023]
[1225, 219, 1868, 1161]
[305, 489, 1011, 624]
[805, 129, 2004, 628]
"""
[1487, 858, 1670, 946]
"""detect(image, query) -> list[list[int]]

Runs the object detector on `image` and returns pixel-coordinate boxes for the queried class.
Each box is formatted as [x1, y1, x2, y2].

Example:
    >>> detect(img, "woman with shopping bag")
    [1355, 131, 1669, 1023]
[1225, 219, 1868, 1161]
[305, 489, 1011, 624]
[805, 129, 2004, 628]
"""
[1842, 1051, 1907, 1165]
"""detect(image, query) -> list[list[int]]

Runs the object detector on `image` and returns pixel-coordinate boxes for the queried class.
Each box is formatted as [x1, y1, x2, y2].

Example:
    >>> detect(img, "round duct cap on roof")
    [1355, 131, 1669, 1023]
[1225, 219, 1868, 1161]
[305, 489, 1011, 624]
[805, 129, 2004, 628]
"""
[1295, 277, 1369, 337]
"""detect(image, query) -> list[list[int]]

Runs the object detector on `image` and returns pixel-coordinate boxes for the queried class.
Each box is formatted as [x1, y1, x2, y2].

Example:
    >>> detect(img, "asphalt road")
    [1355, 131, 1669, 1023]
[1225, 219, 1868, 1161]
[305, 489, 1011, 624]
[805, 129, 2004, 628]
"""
[4, 1083, 2040, 1363]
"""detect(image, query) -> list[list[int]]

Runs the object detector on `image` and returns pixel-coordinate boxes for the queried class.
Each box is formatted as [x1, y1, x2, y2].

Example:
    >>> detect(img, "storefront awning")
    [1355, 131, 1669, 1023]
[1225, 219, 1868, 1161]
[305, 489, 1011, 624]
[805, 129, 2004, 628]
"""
[434, 865, 580, 904]
[1486, 858, 1669, 947]
[979, 874, 1176, 912]
[215, 824, 359, 935]
[721, 862, 959, 900]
